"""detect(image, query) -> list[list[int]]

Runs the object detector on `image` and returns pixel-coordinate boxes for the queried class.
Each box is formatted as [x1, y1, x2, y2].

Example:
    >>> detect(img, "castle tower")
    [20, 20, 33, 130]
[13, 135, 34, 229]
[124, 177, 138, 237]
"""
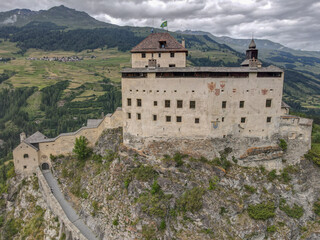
[20, 132, 26, 143]
[241, 38, 262, 68]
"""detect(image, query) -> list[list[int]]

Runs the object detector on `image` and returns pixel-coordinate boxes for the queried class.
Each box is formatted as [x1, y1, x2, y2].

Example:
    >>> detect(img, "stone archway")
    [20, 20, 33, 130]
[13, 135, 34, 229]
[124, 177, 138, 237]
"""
[41, 162, 50, 170]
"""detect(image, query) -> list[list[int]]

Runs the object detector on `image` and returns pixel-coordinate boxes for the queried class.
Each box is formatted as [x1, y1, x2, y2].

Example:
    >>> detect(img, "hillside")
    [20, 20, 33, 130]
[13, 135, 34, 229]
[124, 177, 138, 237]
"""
[0, 5, 115, 29]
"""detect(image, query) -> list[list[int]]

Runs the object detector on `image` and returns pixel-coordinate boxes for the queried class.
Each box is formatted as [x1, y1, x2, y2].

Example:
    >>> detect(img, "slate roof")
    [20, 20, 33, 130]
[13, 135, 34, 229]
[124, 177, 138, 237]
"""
[131, 33, 188, 53]
[281, 101, 291, 108]
[25, 131, 47, 144]
[249, 39, 256, 49]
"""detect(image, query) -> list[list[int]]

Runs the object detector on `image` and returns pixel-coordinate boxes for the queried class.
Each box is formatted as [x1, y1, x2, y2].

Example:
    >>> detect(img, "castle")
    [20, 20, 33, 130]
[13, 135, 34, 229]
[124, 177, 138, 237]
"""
[13, 33, 313, 175]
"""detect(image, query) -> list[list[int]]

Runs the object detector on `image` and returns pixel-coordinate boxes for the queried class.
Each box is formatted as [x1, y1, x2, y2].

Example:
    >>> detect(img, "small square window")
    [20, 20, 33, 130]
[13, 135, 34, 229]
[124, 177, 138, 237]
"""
[127, 98, 131, 106]
[195, 118, 200, 124]
[24, 165, 27, 169]
[239, 101, 245, 108]
[142, 53, 146, 58]
[267, 117, 272, 123]
[154, 101, 158, 106]
[222, 101, 226, 108]
[222, 117, 224, 122]
[137, 99, 142, 107]
[166, 116, 171, 122]
[137, 113, 141, 120]
[177, 100, 183, 108]
[169, 64, 176, 67]
[190, 101, 196, 109]
[153, 115, 157, 121]
[170, 53, 175, 58]
[241, 117, 246, 123]
[266, 99, 272, 107]
[127, 113, 131, 119]
[176, 116, 182, 122]
[165, 100, 171, 108]
[158, 53, 161, 58]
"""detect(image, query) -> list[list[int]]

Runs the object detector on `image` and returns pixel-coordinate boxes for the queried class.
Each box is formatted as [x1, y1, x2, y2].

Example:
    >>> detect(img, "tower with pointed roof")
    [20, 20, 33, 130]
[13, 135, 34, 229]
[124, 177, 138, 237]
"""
[241, 39, 262, 68]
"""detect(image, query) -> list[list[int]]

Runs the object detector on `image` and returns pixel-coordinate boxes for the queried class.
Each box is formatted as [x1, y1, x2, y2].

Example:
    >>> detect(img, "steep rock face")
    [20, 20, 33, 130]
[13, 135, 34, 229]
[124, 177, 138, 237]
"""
[50, 131, 320, 240]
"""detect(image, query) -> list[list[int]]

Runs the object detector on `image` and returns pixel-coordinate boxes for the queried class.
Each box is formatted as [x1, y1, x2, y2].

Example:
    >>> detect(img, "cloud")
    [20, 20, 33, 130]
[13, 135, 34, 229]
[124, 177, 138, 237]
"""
[0, 0, 319, 50]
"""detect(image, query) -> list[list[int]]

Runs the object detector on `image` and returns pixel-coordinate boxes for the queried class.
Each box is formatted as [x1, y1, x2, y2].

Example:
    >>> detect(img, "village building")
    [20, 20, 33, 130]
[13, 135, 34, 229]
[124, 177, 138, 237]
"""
[13, 32, 313, 175]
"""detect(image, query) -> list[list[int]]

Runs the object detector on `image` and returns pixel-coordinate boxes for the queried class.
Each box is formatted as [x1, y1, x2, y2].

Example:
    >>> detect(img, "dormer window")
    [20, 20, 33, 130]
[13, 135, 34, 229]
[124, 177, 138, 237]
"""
[159, 41, 166, 48]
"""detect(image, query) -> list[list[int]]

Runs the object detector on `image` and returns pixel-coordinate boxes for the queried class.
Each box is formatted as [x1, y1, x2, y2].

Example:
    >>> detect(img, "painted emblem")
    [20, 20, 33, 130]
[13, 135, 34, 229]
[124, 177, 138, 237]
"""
[215, 89, 220, 96]
[212, 121, 219, 129]
[207, 82, 216, 92]
[220, 81, 225, 88]
[261, 89, 268, 95]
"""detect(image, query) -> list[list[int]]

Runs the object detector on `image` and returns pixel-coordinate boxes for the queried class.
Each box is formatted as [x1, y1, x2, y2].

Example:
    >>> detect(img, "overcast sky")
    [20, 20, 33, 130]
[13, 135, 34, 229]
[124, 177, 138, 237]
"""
[1, 0, 319, 51]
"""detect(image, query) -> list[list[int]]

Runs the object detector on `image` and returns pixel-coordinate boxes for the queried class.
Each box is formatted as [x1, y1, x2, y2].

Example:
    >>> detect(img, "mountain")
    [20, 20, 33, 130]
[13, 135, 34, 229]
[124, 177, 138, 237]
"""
[0, 5, 115, 29]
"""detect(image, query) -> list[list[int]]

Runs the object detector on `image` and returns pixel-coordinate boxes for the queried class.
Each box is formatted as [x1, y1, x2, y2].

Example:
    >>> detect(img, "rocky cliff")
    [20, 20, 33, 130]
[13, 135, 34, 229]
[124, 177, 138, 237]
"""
[48, 129, 320, 240]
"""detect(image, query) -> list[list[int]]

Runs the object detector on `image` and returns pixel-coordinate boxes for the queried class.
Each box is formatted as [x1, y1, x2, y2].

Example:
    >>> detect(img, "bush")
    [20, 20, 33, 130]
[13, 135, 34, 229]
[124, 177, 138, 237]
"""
[267, 225, 277, 233]
[137, 191, 169, 218]
[244, 184, 257, 194]
[208, 176, 219, 190]
[112, 218, 119, 226]
[159, 219, 166, 230]
[247, 202, 276, 220]
[176, 187, 206, 213]
[133, 165, 157, 182]
[279, 139, 287, 151]
[73, 136, 92, 161]
[267, 170, 277, 181]
[279, 199, 304, 219]
[304, 149, 320, 167]
[280, 169, 291, 183]
[314, 199, 320, 216]
[150, 180, 161, 195]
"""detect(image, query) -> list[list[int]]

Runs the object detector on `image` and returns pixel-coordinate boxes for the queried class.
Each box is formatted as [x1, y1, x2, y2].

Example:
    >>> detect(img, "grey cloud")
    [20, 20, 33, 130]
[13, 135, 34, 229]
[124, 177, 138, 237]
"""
[0, 0, 319, 50]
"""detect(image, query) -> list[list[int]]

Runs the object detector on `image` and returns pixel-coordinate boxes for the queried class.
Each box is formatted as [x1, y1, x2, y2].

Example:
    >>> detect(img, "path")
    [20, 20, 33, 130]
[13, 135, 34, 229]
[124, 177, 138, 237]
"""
[42, 170, 98, 240]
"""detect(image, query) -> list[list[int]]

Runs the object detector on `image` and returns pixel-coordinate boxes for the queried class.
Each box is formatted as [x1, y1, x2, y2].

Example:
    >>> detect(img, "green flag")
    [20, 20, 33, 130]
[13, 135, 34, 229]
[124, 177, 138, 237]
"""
[160, 21, 167, 28]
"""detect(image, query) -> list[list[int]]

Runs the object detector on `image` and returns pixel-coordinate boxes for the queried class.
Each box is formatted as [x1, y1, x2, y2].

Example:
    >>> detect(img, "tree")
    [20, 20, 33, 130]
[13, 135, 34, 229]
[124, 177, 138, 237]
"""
[73, 136, 92, 161]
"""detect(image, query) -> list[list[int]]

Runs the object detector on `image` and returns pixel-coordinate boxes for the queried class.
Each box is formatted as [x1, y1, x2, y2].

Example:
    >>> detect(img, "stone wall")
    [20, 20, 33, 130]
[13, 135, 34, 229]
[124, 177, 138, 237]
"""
[125, 116, 312, 170]
[131, 52, 187, 68]
[13, 142, 40, 175]
[37, 168, 87, 240]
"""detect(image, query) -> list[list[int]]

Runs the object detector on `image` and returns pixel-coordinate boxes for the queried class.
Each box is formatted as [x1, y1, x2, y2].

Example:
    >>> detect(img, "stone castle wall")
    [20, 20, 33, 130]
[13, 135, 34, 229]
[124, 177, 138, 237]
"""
[131, 52, 187, 68]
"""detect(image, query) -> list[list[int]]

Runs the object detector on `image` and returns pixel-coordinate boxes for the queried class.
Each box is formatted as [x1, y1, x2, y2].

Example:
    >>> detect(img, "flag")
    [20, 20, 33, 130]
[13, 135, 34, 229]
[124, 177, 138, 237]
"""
[160, 21, 167, 28]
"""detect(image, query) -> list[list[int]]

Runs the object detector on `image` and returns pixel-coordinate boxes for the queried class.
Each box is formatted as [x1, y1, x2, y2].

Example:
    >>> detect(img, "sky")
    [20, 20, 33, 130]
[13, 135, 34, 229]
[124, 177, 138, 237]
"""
[0, 0, 319, 51]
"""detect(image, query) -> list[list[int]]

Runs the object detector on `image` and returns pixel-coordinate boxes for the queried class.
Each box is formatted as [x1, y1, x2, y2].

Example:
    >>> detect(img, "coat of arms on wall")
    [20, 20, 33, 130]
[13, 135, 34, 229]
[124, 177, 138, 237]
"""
[207, 82, 216, 92]
[212, 121, 219, 129]
[220, 81, 226, 88]
[215, 89, 220, 96]
[261, 89, 268, 95]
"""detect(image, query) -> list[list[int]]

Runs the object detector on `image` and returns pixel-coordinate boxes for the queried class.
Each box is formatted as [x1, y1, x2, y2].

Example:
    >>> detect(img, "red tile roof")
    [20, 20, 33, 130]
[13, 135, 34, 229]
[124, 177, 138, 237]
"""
[131, 33, 188, 53]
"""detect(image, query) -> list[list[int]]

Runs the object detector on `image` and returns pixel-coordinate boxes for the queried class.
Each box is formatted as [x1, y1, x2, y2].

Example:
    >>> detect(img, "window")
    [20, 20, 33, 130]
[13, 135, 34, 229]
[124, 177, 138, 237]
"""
[141, 53, 146, 58]
[241, 117, 246, 123]
[165, 100, 171, 108]
[24, 165, 27, 169]
[176, 116, 182, 122]
[166, 116, 171, 122]
[158, 53, 161, 58]
[266, 99, 272, 107]
[159, 41, 166, 48]
[267, 117, 272, 123]
[195, 118, 200, 124]
[127, 113, 131, 119]
[170, 53, 175, 58]
[154, 101, 158, 106]
[137, 99, 142, 107]
[177, 100, 183, 108]
[23, 154, 29, 158]
[222, 101, 226, 109]
[137, 113, 141, 120]
[190, 101, 196, 109]
[127, 98, 131, 106]
[239, 101, 245, 108]
[222, 117, 224, 122]
[169, 64, 176, 67]
[153, 115, 157, 121]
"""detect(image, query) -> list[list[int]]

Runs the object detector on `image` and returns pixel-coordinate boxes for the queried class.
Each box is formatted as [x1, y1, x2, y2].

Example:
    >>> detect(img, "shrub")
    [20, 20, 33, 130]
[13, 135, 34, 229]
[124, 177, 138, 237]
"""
[314, 199, 320, 216]
[208, 176, 219, 190]
[267, 170, 277, 181]
[112, 218, 119, 226]
[304, 149, 320, 167]
[279, 198, 304, 219]
[73, 136, 92, 161]
[244, 184, 257, 194]
[219, 207, 227, 216]
[150, 180, 161, 195]
[137, 191, 170, 218]
[173, 152, 185, 167]
[280, 169, 291, 183]
[279, 139, 287, 151]
[247, 202, 276, 220]
[176, 187, 206, 213]
[159, 219, 166, 230]
[267, 225, 277, 233]
[142, 224, 157, 240]
[134, 165, 157, 181]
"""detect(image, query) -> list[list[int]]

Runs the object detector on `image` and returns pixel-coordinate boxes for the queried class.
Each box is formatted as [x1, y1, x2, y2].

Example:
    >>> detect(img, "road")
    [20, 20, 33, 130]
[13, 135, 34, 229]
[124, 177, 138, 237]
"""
[42, 170, 98, 240]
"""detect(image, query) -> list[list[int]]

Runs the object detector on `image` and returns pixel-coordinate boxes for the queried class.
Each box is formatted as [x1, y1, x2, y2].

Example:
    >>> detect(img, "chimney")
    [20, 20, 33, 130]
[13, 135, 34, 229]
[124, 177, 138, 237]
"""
[181, 38, 185, 48]
[20, 132, 26, 143]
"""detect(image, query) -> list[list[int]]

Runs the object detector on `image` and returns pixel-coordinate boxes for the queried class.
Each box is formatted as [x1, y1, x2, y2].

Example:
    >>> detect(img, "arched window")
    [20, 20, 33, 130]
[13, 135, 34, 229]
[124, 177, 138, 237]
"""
[23, 154, 29, 158]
